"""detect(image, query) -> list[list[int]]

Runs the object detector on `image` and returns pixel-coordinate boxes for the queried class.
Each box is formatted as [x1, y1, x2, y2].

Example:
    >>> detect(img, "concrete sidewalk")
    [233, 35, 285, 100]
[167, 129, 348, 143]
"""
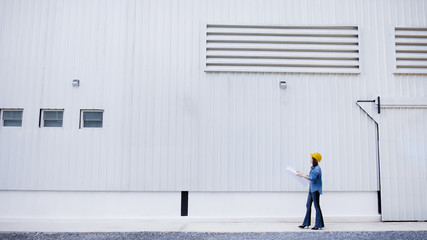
[1, 218, 426, 232]
[180, 221, 427, 232]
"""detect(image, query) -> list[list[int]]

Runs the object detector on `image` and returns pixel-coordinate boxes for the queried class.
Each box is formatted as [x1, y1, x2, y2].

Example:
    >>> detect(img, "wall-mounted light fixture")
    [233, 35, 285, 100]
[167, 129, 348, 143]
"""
[279, 81, 287, 89]
[72, 79, 80, 87]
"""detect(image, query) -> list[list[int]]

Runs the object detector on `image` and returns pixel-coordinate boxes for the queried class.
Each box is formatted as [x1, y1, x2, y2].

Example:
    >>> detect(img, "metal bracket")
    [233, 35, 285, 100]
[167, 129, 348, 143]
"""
[356, 99, 380, 123]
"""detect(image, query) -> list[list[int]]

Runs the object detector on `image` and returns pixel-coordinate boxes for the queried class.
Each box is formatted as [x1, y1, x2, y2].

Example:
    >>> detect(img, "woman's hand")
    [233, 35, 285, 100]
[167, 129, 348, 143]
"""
[296, 171, 304, 177]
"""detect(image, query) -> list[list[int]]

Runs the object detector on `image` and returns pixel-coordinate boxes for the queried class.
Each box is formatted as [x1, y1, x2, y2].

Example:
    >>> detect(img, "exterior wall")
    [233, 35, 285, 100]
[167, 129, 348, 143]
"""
[379, 106, 427, 221]
[0, 0, 426, 220]
[189, 192, 378, 219]
[0, 191, 379, 227]
[0, 191, 181, 218]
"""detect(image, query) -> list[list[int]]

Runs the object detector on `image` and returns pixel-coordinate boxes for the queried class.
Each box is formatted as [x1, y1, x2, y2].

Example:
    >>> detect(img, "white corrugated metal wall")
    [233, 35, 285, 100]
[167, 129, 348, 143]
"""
[0, 0, 426, 220]
[379, 105, 427, 221]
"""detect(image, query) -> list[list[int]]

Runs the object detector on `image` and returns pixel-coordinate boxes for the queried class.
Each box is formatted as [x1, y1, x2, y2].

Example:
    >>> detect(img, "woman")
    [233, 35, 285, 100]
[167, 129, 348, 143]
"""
[297, 152, 325, 230]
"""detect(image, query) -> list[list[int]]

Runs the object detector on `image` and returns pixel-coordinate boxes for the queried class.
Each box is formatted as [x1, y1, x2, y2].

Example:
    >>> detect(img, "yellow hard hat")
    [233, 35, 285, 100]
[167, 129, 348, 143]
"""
[311, 152, 322, 162]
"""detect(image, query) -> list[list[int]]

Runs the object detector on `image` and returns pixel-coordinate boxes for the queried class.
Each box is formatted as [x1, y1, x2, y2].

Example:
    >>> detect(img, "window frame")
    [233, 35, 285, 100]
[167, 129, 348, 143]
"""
[80, 109, 104, 129]
[1, 109, 24, 127]
[40, 109, 64, 128]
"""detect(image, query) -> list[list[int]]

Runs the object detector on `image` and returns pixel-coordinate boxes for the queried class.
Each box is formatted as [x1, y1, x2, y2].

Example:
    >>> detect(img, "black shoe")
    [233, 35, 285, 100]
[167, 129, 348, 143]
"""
[311, 227, 321, 230]
[298, 225, 308, 229]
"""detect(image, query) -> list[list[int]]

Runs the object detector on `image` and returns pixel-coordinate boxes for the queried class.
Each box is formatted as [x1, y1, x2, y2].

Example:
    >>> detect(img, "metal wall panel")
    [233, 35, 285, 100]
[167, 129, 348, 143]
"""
[377, 0, 427, 219]
[379, 107, 427, 221]
[0, 0, 425, 206]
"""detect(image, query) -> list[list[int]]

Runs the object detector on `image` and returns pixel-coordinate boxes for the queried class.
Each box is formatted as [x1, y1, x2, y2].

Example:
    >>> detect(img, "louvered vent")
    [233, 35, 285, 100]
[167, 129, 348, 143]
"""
[205, 25, 360, 73]
[395, 27, 427, 74]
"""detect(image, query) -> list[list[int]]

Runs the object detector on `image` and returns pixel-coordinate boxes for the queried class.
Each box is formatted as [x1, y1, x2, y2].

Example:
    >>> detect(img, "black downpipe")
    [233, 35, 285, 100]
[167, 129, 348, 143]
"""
[375, 120, 382, 214]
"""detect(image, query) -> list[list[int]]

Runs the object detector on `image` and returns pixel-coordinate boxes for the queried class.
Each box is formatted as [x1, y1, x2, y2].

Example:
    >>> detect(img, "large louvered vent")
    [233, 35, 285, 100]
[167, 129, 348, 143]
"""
[205, 25, 360, 73]
[395, 27, 427, 74]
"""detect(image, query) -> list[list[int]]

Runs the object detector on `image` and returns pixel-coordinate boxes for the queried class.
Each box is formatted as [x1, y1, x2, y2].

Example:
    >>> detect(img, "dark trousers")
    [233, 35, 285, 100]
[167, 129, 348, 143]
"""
[302, 191, 325, 228]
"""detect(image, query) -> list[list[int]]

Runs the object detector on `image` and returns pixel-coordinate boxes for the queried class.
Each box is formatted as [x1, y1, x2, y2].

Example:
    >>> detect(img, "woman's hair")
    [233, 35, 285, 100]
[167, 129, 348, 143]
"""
[312, 157, 318, 166]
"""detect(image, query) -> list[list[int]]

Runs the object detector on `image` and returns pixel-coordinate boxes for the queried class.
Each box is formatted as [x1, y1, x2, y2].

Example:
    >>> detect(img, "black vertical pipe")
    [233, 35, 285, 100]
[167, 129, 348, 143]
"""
[376, 121, 382, 215]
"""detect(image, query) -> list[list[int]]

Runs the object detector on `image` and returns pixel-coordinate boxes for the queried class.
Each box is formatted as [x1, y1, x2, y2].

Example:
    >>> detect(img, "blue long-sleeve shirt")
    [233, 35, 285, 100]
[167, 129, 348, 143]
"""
[307, 165, 322, 194]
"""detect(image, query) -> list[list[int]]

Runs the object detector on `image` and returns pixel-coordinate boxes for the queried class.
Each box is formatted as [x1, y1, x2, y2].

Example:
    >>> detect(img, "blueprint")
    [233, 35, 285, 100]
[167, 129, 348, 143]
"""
[286, 167, 310, 187]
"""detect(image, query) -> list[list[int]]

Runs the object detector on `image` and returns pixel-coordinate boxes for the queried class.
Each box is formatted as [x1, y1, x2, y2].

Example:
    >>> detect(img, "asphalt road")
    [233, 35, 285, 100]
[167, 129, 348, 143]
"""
[1, 231, 427, 240]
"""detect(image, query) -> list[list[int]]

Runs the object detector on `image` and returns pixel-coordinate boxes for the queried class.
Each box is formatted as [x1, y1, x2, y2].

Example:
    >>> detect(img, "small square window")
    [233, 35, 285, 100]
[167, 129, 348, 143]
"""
[2, 110, 23, 127]
[42, 110, 63, 127]
[81, 110, 103, 128]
